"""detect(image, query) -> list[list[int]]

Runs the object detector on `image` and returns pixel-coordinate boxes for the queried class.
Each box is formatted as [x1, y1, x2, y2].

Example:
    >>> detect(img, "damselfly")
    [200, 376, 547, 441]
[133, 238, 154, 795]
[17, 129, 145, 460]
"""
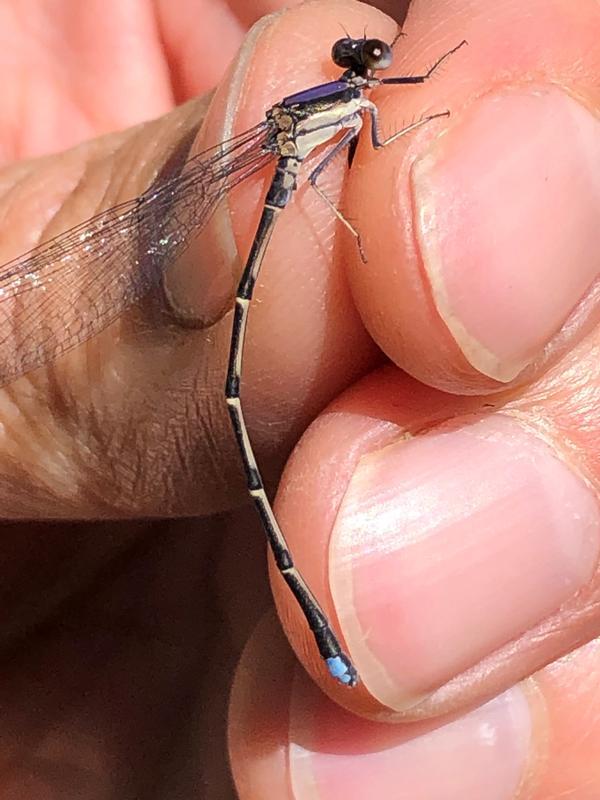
[0, 32, 466, 687]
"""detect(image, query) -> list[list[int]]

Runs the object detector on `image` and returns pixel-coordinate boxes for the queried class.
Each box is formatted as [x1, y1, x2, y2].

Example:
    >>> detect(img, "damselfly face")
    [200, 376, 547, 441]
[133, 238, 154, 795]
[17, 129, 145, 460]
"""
[331, 36, 393, 76]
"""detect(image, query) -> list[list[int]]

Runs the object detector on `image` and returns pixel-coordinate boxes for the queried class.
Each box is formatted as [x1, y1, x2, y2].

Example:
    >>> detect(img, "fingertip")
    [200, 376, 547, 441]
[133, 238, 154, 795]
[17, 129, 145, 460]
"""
[229, 614, 296, 800]
[344, 0, 600, 396]
[230, 615, 536, 800]
[344, 29, 479, 395]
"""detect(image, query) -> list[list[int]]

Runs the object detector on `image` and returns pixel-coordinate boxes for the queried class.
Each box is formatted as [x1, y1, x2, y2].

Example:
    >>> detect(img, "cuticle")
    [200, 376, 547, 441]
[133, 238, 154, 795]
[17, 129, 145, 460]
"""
[514, 676, 550, 800]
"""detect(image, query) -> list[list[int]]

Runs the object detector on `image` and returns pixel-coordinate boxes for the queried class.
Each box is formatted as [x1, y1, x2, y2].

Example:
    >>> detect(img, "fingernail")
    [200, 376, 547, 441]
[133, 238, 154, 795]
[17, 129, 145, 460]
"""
[329, 415, 600, 710]
[412, 88, 600, 382]
[290, 675, 531, 800]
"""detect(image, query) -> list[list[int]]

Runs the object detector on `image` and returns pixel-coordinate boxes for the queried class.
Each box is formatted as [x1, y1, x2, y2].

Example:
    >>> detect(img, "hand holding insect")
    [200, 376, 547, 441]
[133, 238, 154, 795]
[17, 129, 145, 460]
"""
[0, 1, 598, 800]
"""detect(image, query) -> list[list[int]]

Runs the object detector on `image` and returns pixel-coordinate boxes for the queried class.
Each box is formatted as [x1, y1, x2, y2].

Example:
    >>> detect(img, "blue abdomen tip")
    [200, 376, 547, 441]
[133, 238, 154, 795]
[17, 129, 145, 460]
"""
[326, 656, 357, 686]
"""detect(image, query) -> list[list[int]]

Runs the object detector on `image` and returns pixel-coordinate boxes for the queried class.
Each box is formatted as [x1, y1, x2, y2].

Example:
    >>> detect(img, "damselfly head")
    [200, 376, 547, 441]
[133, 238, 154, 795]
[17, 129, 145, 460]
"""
[331, 37, 393, 75]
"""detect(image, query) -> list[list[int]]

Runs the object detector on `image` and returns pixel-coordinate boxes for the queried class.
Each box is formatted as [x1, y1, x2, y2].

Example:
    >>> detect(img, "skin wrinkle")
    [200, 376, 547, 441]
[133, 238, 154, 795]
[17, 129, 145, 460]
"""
[125, 415, 179, 513]
[525, 348, 600, 475]
[0, 160, 83, 255]
[40, 348, 141, 513]
[0, 387, 85, 514]
[183, 332, 245, 504]
[56, 360, 177, 515]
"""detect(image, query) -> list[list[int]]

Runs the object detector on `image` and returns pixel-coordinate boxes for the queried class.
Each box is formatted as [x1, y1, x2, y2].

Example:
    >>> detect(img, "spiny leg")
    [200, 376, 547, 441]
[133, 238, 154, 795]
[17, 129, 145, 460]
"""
[382, 39, 468, 86]
[308, 113, 450, 261]
[366, 107, 451, 149]
[225, 158, 358, 687]
[308, 128, 367, 262]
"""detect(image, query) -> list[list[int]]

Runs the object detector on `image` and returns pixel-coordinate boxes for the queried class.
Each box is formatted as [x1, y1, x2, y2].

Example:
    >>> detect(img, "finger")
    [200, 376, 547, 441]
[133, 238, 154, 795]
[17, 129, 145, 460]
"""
[272, 336, 600, 716]
[0, 0, 177, 160]
[0, 1, 390, 518]
[212, 0, 600, 723]
[1, 0, 305, 161]
[366, 0, 410, 20]
[156, 0, 306, 100]
[344, 0, 600, 394]
[230, 613, 600, 800]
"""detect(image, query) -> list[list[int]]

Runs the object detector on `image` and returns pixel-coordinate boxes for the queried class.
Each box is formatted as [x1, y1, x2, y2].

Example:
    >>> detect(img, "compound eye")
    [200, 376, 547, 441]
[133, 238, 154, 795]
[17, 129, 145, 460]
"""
[362, 39, 392, 70]
[331, 37, 359, 68]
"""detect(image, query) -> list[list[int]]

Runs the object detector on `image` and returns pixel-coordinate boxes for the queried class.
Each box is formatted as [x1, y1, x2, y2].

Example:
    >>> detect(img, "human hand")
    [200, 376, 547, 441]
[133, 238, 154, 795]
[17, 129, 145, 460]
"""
[223, 1, 600, 799]
[0, 0, 599, 799]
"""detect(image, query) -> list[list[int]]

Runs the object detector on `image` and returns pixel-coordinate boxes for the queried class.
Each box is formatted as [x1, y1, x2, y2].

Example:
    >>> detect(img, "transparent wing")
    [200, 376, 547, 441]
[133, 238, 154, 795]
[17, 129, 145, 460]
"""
[0, 121, 274, 386]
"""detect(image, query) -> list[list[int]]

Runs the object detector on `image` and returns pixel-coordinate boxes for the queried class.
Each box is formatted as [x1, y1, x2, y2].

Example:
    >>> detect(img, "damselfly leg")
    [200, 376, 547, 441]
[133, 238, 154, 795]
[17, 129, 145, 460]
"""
[308, 112, 452, 264]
